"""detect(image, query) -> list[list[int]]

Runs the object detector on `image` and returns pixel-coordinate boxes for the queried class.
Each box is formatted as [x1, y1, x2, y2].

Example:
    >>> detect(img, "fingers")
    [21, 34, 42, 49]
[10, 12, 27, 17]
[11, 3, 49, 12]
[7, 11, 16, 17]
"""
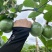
[15, 19, 27, 22]
[14, 19, 32, 28]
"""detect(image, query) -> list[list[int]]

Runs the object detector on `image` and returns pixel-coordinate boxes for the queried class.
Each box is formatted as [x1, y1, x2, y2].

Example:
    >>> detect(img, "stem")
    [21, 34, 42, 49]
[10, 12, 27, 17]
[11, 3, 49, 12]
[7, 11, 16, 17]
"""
[21, 9, 34, 11]
[36, 37, 40, 52]
[21, 9, 44, 14]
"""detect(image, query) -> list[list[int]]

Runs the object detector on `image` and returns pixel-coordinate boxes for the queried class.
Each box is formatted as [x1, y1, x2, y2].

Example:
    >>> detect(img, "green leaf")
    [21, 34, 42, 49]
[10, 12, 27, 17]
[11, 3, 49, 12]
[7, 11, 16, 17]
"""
[0, 0, 3, 12]
[17, 4, 23, 12]
[38, 0, 48, 12]
[3, 0, 8, 6]
[45, 4, 52, 11]
[0, 37, 5, 47]
[39, 35, 52, 49]
[23, 0, 38, 8]
[0, 0, 3, 7]
[0, 31, 3, 36]
[0, 14, 7, 21]
[8, 13, 17, 18]
[39, 0, 48, 5]
[28, 12, 40, 18]
[0, 7, 3, 12]
[33, 0, 40, 2]
[44, 10, 52, 22]
[2, 36, 8, 43]
[38, 35, 47, 46]
[10, 7, 16, 13]
[46, 39, 52, 49]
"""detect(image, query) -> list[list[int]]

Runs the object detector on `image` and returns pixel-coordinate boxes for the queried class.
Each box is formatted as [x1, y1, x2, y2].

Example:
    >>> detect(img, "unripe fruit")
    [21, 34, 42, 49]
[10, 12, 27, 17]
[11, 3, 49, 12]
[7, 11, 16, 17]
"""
[0, 19, 13, 33]
[43, 25, 52, 39]
[31, 22, 43, 36]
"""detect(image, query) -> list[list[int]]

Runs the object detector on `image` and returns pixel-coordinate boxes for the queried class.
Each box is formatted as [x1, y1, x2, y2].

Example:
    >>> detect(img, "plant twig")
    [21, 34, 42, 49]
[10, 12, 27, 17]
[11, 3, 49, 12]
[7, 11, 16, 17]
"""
[21, 9, 34, 11]
[21, 9, 44, 14]
[36, 37, 40, 52]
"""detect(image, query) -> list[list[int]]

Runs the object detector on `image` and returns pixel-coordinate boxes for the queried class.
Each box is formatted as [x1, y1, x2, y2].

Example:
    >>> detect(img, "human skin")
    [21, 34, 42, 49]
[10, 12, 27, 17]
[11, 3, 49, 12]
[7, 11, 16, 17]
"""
[14, 19, 32, 28]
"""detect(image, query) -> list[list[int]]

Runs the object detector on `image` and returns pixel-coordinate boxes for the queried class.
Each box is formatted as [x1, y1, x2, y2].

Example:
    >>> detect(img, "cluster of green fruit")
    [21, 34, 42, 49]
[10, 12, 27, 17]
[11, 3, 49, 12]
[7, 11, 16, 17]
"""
[31, 22, 52, 39]
[0, 15, 52, 39]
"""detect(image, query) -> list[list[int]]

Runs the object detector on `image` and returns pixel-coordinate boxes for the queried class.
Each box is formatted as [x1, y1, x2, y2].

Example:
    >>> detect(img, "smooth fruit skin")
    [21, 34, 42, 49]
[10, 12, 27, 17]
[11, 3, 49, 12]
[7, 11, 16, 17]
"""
[31, 22, 43, 37]
[43, 25, 52, 39]
[0, 19, 13, 33]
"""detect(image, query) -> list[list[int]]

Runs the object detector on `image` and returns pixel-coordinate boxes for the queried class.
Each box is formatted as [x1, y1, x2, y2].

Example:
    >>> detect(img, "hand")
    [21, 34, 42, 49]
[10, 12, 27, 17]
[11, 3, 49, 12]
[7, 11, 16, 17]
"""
[14, 19, 32, 28]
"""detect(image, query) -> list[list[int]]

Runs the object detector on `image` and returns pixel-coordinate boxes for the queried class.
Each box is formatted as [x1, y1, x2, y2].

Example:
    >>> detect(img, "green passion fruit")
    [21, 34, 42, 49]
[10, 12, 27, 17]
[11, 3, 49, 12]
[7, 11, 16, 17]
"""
[31, 22, 43, 37]
[0, 19, 13, 33]
[43, 25, 52, 39]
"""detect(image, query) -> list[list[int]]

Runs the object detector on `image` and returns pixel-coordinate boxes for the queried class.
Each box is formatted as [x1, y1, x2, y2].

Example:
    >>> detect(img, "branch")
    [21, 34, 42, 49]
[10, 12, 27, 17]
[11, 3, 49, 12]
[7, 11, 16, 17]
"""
[21, 9, 44, 14]
[21, 9, 34, 11]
